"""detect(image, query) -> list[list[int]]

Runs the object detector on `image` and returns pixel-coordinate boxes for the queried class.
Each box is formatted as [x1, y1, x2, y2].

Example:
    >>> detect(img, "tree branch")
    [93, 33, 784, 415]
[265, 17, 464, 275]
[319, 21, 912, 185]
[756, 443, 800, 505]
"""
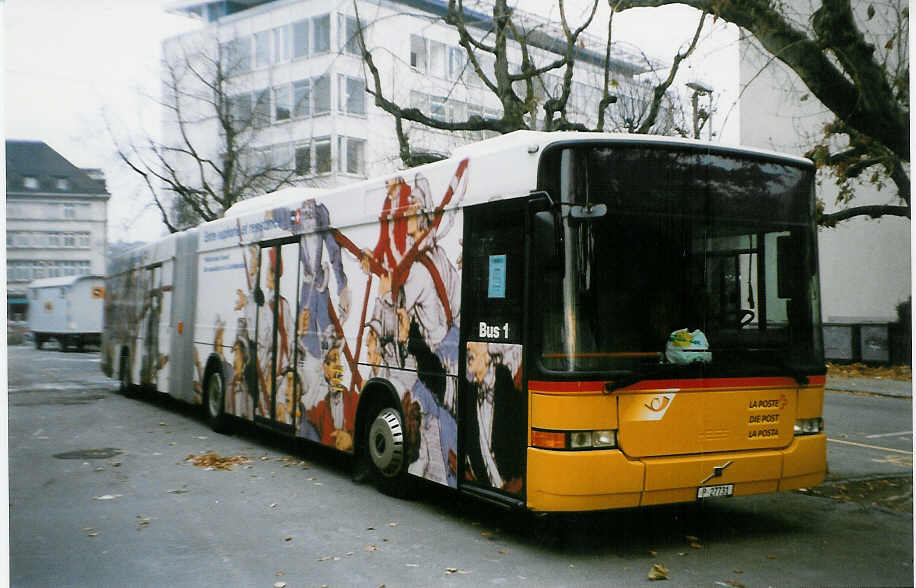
[819, 204, 910, 227]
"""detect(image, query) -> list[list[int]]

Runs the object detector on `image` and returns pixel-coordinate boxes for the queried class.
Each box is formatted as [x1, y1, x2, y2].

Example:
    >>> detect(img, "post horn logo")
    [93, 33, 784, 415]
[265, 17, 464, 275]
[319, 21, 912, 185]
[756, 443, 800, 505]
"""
[645, 396, 671, 412]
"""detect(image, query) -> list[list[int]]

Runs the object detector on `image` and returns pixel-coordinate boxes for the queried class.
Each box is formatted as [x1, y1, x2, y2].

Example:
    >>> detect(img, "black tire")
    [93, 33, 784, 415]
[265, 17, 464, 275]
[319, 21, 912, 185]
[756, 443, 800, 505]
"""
[34, 335, 42, 350]
[204, 368, 229, 433]
[365, 404, 410, 498]
[119, 352, 136, 396]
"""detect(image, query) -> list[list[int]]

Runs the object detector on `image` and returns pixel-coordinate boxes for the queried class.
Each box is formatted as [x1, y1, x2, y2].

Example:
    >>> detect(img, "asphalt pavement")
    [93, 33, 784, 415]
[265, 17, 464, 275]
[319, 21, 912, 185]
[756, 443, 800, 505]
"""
[826, 375, 912, 398]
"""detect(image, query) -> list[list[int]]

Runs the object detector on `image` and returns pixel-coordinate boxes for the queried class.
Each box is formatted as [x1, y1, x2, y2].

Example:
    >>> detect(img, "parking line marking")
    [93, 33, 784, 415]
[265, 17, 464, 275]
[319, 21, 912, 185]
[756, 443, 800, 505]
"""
[828, 438, 913, 455]
[865, 430, 912, 439]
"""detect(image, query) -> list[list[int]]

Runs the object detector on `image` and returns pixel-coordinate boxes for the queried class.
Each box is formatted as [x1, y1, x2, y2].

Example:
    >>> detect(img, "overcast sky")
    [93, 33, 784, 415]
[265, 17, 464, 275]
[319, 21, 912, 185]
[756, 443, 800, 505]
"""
[3, 0, 739, 243]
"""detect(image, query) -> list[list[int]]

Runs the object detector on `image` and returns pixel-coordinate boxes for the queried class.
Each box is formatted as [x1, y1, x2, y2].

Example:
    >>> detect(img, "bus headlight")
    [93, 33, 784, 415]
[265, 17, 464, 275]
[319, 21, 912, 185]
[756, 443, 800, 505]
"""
[591, 429, 617, 448]
[794, 418, 823, 435]
[532, 429, 618, 450]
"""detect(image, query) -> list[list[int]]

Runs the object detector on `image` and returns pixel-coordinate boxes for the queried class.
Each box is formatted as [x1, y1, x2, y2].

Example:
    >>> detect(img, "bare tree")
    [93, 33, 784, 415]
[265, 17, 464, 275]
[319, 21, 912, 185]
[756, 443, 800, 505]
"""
[354, 0, 705, 166]
[612, 0, 909, 226]
[112, 34, 297, 233]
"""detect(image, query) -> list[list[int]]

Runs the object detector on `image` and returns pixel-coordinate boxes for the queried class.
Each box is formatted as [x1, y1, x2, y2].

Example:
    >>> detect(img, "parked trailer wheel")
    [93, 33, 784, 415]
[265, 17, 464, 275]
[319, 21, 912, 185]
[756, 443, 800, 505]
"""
[366, 405, 410, 497]
[204, 369, 229, 433]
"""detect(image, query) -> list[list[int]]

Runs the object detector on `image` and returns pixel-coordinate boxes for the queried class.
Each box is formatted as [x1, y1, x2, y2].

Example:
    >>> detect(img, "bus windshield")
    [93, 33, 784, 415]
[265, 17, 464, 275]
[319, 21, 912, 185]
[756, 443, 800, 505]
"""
[534, 144, 824, 379]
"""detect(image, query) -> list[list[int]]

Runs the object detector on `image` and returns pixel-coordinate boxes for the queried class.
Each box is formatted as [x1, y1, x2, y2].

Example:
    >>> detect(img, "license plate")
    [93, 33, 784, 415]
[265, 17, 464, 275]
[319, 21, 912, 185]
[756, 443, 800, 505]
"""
[697, 484, 734, 499]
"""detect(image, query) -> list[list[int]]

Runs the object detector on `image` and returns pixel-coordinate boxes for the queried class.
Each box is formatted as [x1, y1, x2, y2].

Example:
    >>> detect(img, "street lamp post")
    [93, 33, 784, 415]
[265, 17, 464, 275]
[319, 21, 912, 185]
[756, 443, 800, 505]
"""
[686, 81, 713, 140]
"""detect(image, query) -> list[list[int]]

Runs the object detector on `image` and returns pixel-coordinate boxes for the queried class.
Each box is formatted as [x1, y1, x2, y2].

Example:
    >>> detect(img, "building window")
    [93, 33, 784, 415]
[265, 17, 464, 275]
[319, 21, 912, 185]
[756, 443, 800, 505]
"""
[23, 176, 39, 190]
[273, 26, 290, 63]
[338, 75, 366, 115]
[223, 36, 252, 74]
[274, 86, 291, 121]
[292, 19, 309, 59]
[313, 75, 331, 114]
[78, 233, 90, 248]
[295, 143, 311, 176]
[254, 30, 271, 68]
[429, 40, 446, 78]
[253, 89, 271, 127]
[315, 139, 331, 174]
[448, 47, 465, 81]
[63, 204, 76, 219]
[338, 14, 359, 55]
[55, 177, 70, 190]
[64, 233, 76, 247]
[339, 136, 366, 175]
[410, 35, 427, 72]
[229, 93, 252, 127]
[293, 79, 311, 117]
[430, 95, 446, 120]
[313, 14, 330, 53]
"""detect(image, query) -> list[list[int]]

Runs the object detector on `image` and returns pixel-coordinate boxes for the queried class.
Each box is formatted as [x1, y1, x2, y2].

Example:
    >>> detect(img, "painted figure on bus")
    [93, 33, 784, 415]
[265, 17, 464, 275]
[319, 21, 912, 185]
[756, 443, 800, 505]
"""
[464, 341, 525, 495]
[141, 283, 168, 388]
[293, 199, 352, 418]
[305, 338, 357, 451]
[235, 244, 263, 417]
[230, 317, 254, 419]
[260, 247, 295, 421]
[356, 164, 468, 487]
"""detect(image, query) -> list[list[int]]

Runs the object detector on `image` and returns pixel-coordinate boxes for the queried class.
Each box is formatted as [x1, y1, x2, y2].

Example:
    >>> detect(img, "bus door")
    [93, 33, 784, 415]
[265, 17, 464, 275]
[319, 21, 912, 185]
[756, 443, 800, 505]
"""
[459, 199, 527, 500]
[254, 242, 300, 432]
[141, 264, 162, 388]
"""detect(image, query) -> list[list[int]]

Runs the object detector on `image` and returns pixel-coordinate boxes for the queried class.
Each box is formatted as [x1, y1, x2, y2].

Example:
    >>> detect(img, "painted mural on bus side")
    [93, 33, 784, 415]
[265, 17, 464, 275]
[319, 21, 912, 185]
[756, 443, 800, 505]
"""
[191, 157, 469, 489]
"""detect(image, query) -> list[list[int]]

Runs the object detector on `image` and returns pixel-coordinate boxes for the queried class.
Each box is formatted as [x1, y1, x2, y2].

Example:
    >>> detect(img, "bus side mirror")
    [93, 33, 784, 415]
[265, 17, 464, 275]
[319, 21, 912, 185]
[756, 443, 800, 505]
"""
[777, 235, 799, 298]
[534, 210, 563, 272]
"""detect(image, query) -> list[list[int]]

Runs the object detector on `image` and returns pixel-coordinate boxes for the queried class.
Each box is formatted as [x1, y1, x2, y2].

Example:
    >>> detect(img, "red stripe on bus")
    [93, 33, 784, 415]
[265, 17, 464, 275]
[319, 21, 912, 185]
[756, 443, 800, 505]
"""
[529, 375, 825, 393]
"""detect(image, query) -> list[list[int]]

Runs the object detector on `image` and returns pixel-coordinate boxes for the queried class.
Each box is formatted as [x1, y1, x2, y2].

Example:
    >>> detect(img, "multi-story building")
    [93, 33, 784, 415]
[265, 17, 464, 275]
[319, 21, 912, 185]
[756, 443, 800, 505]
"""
[6, 140, 110, 320]
[163, 0, 654, 197]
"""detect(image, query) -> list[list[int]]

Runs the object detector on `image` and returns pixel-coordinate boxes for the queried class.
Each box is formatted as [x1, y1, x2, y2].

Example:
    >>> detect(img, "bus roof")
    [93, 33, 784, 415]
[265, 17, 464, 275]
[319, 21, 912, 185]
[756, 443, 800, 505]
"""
[190, 131, 814, 253]
[451, 130, 814, 168]
[28, 275, 104, 290]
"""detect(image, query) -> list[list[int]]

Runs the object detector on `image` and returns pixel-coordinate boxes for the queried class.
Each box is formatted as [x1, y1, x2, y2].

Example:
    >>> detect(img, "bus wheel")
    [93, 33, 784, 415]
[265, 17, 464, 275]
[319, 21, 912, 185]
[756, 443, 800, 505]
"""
[204, 369, 229, 433]
[366, 405, 409, 498]
[119, 352, 136, 396]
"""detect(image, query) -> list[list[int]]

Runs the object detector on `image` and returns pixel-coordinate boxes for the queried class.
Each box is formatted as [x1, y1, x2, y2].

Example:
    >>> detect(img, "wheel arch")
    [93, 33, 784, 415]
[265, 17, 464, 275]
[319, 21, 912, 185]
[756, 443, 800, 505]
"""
[355, 378, 402, 451]
[201, 352, 228, 406]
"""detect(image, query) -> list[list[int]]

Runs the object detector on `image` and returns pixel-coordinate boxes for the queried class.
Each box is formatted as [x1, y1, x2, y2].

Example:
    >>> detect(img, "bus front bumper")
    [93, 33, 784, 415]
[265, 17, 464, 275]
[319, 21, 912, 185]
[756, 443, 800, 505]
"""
[525, 433, 826, 512]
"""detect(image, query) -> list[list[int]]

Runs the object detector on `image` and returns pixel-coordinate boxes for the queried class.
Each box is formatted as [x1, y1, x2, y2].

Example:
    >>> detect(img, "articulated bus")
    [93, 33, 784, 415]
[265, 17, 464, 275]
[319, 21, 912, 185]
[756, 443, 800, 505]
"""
[102, 130, 826, 511]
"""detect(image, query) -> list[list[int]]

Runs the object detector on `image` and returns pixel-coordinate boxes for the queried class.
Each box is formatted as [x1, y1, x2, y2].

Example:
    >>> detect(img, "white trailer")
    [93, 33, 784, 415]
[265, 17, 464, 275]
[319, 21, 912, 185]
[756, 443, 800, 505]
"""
[28, 275, 105, 351]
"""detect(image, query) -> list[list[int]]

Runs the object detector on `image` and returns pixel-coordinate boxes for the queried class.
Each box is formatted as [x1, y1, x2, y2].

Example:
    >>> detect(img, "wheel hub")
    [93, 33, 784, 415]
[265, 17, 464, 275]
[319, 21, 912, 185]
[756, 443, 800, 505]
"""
[368, 408, 404, 478]
[207, 373, 223, 418]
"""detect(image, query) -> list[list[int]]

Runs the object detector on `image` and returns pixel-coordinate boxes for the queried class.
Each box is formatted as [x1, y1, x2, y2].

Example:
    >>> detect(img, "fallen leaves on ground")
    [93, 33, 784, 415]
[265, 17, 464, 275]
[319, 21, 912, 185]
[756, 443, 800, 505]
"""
[82, 527, 100, 537]
[136, 515, 151, 531]
[827, 362, 911, 381]
[648, 563, 670, 581]
[184, 451, 251, 470]
[93, 494, 123, 501]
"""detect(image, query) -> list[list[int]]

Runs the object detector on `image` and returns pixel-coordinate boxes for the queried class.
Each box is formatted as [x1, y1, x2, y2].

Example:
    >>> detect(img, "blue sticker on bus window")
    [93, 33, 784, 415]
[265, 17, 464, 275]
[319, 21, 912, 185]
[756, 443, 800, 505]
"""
[488, 254, 507, 298]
